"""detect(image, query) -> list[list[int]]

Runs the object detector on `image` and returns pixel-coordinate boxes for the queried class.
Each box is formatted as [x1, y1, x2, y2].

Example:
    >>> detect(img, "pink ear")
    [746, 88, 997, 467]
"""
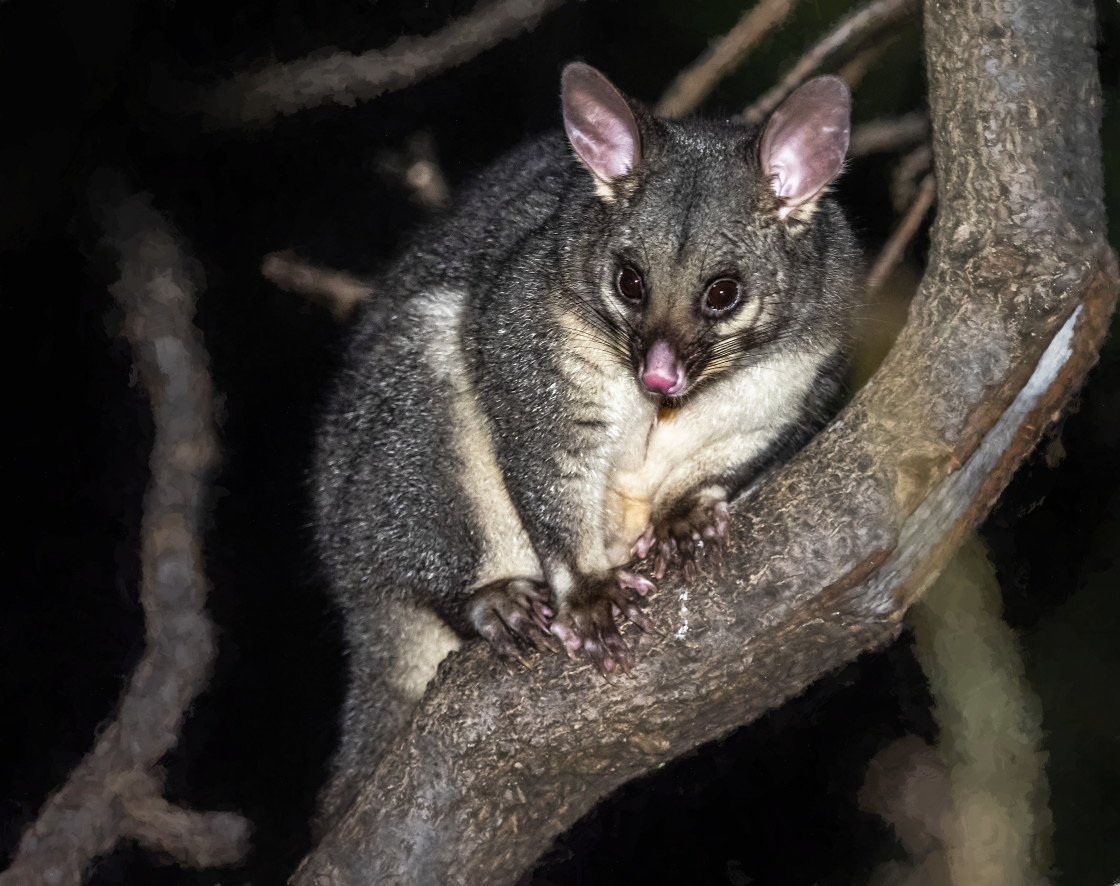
[761, 76, 851, 212]
[562, 62, 641, 184]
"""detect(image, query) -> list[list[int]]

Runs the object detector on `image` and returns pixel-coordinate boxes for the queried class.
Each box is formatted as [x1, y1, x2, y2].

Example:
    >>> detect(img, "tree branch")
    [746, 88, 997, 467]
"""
[261, 251, 372, 320]
[907, 534, 1052, 883]
[292, 0, 1117, 881]
[741, 0, 919, 123]
[655, 0, 806, 118]
[849, 111, 929, 156]
[0, 178, 249, 886]
[836, 39, 892, 88]
[191, 0, 568, 127]
[866, 171, 937, 297]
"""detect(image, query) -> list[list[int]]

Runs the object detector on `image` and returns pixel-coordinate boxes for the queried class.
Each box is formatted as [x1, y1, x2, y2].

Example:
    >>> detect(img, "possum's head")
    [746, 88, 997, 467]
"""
[560, 62, 855, 401]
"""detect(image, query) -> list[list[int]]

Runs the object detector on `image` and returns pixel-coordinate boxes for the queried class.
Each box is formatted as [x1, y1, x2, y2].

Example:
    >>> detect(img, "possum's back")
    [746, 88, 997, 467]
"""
[382, 133, 582, 295]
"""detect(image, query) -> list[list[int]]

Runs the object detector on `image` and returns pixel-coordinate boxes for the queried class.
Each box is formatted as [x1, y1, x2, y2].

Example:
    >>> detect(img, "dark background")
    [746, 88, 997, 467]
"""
[2, 1, 1117, 883]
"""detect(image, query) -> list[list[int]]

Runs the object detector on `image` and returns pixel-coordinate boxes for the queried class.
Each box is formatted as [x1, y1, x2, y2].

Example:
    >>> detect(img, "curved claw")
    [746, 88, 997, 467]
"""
[616, 569, 655, 595]
[631, 525, 657, 559]
[549, 569, 659, 675]
[469, 578, 559, 661]
[638, 497, 730, 582]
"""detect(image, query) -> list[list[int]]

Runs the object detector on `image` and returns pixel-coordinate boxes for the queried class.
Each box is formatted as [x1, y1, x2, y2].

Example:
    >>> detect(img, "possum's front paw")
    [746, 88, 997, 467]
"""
[469, 578, 557, 663]
[633, 495, 730, 581]
[550, 570, 657, 675]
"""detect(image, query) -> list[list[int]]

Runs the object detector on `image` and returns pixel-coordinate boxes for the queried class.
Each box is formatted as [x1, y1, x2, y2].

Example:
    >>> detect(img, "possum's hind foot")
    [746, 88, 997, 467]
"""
[633, 496, 729, 582]
[469, 578, 557, 663]
[550, 570, 657, 676]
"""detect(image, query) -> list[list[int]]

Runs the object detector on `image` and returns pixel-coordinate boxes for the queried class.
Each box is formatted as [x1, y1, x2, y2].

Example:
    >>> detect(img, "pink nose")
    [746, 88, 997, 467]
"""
[641, 340, 685, 395]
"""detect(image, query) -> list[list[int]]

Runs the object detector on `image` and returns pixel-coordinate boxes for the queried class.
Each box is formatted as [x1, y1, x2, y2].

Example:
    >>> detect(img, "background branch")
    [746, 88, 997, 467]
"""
[192, 0, 568, 126]
[850, 111, 929, 157]
[741, 0, 919, 123]
[0, 179, 248, 885]
[866, 172, 937, 297]
[907, 534, 1052, 884]
[261, 251, 372, 320]
[836, 39, 891, 87]
[655, 0, 805, 118]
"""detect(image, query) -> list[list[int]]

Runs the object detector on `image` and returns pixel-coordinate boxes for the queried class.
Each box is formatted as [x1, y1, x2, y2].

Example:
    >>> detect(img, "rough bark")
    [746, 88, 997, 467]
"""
[293, 0, 1118, 881]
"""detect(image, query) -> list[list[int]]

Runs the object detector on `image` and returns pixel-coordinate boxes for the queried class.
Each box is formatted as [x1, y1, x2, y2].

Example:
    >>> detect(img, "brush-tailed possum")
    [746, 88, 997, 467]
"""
[312, 62, 860, 824]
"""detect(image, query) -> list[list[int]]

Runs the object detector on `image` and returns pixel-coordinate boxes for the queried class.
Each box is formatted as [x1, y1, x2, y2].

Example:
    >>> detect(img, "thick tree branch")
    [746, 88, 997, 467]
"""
[0, 179, 248, 886]
[293, 0, 1117, 881]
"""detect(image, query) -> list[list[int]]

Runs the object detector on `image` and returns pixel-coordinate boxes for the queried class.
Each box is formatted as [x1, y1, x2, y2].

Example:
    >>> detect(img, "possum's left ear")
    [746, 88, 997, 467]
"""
[761, 76, 851, 217]
[561, 62, 642, 185]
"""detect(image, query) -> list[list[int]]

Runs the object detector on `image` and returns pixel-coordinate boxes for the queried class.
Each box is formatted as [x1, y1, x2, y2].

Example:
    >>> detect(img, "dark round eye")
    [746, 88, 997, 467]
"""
[704, 277, 741, 314]
[616, 265, 645, 303]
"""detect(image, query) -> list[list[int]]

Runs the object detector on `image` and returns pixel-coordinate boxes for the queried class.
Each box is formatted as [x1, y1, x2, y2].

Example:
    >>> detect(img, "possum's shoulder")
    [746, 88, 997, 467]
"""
[455, 132, 581, 221]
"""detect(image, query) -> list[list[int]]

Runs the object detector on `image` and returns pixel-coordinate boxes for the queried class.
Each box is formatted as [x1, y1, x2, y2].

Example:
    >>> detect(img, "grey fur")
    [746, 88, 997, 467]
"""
[311, 65, 861, 827]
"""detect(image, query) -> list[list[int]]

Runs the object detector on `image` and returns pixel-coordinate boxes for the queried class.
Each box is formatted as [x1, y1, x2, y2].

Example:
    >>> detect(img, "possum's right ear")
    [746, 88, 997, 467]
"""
[561, 62, 641, 186]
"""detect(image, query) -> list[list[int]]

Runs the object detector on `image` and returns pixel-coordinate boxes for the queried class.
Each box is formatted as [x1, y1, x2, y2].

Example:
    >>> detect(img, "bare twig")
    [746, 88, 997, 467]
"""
[892, 143, 934, 210]
[741, 0, 920, 123]
[835, 40, 890, 87]
[194, 0, 568, 127]
[850, 111, 929, 156]
[655, 0, 806, 118]
[0, 177, 249, 886]
[866, 171, 936, 297]
[261, 251, 372, 320]
[402, 156, 451, 211]
[375, 131, 453, 212]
